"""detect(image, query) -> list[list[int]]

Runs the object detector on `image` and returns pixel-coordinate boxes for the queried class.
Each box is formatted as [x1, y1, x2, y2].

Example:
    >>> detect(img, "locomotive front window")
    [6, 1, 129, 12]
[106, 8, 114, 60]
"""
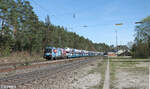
[45, 49, 52, 53]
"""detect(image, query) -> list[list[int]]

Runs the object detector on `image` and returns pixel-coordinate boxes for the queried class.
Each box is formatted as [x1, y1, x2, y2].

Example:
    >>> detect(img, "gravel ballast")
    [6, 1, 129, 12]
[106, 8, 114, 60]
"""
[19, 58, 102, 89]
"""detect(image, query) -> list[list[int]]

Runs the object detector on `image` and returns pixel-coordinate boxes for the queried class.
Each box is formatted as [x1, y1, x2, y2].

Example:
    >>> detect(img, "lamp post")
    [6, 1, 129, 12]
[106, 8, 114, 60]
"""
[115, 23, 123, 55]
[115, 29, 118, 54]
[135, 22, 144, 24]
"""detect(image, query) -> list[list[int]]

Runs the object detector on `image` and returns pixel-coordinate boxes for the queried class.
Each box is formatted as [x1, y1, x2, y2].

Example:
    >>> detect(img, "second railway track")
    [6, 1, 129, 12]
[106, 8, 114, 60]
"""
[0, 57, 89, 73]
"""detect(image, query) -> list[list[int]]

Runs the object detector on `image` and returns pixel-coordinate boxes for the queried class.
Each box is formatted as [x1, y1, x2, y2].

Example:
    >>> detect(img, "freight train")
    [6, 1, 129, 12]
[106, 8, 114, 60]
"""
[43, 47, 102, 60]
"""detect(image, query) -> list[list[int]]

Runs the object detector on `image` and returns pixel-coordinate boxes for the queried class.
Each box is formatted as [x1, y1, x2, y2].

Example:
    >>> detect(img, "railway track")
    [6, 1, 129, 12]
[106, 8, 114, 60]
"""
[0, 57, 101, 87]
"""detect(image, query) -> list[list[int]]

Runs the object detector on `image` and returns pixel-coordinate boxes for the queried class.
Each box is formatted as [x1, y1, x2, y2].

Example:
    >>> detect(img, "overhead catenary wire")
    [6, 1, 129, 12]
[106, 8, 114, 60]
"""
[29, 0, 143, 30]
[30, 0, 78, 30]
[30, 0, 76, 18]
[30, 0, 102, 25]
[30, 0, 55, 17]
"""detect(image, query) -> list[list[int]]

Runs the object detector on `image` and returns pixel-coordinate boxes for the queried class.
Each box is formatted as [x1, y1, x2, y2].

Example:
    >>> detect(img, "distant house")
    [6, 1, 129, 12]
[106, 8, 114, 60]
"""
[107, 49, 131, 57]
[118, 50, 131, 56]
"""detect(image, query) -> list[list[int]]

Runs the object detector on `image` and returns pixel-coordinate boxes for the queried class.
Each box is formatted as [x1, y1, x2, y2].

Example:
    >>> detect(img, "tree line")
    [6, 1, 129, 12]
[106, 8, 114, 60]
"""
[131, 16, 150, 58]
[0, 0, 112, 56]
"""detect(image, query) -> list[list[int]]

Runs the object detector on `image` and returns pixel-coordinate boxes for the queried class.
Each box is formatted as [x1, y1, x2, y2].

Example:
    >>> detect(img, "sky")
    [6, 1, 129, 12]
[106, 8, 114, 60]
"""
[29, 0, 150, 46]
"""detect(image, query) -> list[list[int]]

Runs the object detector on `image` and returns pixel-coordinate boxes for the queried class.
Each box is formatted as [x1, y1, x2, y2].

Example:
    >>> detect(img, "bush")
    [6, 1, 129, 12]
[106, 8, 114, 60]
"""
[1, 47, 11, 56]
[132, 43, 149, 58]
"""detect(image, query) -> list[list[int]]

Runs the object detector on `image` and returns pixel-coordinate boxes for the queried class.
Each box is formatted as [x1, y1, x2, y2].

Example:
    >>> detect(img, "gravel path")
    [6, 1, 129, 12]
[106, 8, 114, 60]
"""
[103, 59, 110, 89]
